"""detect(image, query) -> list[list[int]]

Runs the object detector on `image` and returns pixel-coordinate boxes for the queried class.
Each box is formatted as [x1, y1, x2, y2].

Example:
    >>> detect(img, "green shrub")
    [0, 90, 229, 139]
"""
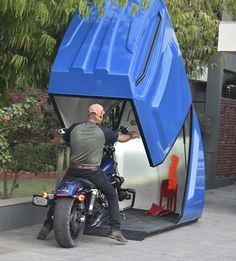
[13, 144, 59, 173]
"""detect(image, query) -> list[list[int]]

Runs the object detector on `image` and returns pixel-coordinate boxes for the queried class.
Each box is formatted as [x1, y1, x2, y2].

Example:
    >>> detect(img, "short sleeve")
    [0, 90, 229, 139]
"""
[99, 126, 119, 145]
[62, 123, 79, 142]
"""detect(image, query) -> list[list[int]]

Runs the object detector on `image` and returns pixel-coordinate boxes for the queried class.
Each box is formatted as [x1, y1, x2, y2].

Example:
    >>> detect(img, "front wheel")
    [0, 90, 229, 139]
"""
[53, 198, 86, 248]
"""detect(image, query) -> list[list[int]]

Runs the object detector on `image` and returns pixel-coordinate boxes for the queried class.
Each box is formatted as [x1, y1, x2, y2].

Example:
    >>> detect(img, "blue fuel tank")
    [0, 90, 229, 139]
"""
[100, 156, 116, 180]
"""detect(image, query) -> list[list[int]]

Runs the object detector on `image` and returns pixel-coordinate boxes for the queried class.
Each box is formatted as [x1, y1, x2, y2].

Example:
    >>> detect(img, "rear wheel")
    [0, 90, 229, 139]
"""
[53, 198, 86, 248]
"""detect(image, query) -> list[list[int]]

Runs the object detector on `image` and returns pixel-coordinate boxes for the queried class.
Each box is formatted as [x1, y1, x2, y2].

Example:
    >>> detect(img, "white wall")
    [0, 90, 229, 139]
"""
[218, 22, 236, 52]
[116, 102, 188, 214]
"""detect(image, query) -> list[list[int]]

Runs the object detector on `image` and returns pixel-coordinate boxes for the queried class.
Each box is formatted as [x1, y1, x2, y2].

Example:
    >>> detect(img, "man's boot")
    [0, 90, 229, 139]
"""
[110, 229, 128, 243]
[37, 225, 52, 240]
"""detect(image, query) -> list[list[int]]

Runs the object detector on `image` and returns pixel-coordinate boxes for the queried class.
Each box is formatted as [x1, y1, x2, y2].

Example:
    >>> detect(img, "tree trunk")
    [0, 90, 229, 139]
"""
[3, 169, 8, 199]
[8, 171, 18, 198]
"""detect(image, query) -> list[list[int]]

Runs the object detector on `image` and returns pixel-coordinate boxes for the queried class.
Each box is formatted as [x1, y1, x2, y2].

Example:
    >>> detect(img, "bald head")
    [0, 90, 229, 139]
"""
[88, 104, 105, 124]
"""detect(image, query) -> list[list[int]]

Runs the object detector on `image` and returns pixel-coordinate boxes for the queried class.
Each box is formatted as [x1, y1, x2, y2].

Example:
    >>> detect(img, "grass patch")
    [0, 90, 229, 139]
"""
[0, 179, 57, 198]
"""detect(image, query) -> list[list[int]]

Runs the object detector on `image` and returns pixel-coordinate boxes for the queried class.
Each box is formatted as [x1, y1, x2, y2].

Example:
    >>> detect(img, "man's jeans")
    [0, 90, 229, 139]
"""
[44, 168, 121, 230]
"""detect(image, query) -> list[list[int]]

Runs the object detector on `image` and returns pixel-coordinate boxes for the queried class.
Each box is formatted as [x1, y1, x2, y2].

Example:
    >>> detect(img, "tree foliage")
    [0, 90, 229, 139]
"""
[0, 0, 236, 103]
[0, 0, 78, 105]
[0, 97, 37, 169]
[0, 0, 149, 105]
[166, 0, 236, 78]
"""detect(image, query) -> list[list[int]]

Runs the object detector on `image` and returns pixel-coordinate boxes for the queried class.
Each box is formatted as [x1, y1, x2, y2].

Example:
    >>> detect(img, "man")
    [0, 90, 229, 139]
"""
[37, 103, 138, 243]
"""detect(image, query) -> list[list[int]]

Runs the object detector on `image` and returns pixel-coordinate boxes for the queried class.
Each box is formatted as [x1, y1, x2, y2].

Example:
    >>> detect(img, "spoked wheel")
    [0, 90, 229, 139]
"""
[53, 198, 86, 248]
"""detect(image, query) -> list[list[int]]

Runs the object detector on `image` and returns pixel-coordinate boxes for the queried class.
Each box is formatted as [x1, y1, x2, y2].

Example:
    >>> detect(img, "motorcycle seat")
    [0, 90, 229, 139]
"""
[78, 178, 97, 189]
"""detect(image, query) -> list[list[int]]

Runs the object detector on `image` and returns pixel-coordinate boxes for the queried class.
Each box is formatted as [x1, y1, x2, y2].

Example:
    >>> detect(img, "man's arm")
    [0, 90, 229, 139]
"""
[117, 131, 139, 143]
[100, 126, 139, 144]
[60, 123, 79, 144]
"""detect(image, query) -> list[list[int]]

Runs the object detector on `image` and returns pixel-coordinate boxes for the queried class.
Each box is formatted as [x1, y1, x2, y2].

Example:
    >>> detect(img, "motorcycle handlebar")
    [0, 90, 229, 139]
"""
[119, 126, 129, 135]
[58, 128, 67, 134]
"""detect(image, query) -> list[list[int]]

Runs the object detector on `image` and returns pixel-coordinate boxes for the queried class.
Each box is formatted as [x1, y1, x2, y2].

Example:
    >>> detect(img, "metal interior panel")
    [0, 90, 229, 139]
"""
[53, 96, 121, 127]
[116, 102, 188, 214]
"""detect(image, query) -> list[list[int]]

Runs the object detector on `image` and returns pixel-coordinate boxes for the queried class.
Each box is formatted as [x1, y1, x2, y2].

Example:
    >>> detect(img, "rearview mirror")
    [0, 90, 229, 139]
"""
[130, 120, 137, 126]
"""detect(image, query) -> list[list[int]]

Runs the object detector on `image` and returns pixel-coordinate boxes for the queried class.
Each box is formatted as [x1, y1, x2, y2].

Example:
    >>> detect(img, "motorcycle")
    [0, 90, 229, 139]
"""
[32, 126, 136, 248]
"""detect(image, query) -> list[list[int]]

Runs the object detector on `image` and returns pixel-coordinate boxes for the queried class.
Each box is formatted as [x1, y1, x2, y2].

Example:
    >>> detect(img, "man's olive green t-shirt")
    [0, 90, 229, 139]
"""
[63, 122, 118, 167]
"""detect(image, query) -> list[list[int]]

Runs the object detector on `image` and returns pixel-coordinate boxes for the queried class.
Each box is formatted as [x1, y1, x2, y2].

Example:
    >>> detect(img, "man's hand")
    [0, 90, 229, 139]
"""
[128, 131, 139, 139]
[117, 131, 139, 142]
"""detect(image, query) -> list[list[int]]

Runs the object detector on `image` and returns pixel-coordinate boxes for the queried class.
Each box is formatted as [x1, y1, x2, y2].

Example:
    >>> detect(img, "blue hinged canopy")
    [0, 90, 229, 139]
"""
[49, 0, 192, 167]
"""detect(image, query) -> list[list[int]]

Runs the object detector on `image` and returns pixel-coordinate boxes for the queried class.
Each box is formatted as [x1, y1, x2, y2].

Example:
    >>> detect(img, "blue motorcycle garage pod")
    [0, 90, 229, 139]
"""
[48, 0, 205, 240]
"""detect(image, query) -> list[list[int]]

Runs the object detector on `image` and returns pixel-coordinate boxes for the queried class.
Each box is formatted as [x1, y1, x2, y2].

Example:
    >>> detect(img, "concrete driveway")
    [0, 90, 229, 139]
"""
[0, 184, 236, 261]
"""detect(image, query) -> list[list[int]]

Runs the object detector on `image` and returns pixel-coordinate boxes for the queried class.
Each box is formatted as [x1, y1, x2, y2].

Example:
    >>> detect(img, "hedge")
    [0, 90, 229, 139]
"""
[13, 144, 59, 174]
